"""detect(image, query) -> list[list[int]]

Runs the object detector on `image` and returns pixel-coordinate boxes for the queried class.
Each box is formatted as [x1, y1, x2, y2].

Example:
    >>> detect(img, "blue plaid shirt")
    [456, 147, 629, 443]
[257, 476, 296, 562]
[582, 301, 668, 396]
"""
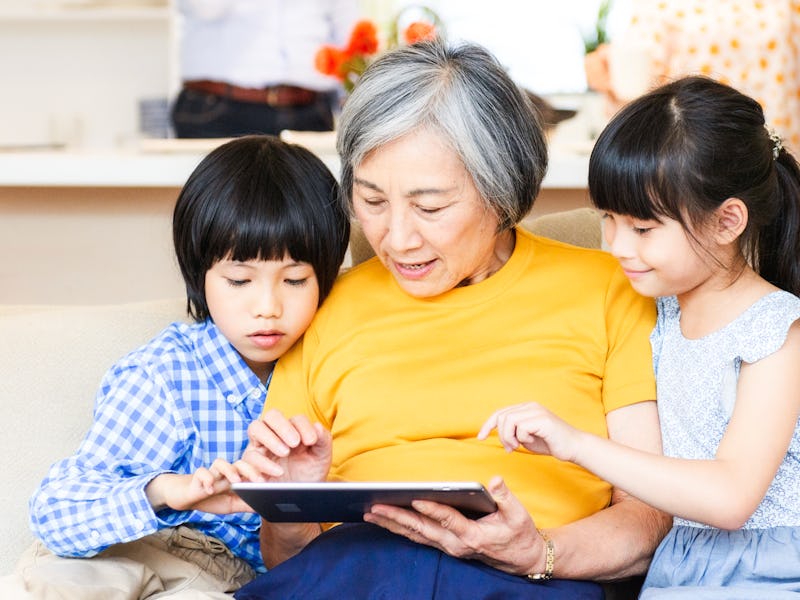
[29, 320, 267, 571]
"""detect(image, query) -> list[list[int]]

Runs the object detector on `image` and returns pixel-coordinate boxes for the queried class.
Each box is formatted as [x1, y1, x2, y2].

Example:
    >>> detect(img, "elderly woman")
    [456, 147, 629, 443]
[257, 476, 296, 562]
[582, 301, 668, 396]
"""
[234, 39, 670, 599]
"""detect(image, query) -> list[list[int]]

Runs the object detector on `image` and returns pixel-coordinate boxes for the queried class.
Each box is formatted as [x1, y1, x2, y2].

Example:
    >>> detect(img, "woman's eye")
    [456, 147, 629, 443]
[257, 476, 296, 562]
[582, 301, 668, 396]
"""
[417, 205, 443, 215]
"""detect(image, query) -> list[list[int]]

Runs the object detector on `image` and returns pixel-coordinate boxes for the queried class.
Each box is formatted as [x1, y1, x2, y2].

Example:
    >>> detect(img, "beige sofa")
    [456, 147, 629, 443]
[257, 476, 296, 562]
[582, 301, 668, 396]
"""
[0, 299, 189, 574]
[0, 208, 603, 576]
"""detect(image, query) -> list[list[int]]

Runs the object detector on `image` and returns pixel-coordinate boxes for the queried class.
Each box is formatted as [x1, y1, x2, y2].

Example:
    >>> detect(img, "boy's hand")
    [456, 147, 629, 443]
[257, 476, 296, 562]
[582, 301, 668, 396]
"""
[145, 459, 255, 514]
[234, 409, 332, 483]
[477, 402, 583, 463]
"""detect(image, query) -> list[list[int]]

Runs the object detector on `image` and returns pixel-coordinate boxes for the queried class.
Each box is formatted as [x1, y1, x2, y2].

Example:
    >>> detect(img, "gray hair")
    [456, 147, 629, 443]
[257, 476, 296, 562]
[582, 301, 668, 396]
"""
[336, 38, 548, 231]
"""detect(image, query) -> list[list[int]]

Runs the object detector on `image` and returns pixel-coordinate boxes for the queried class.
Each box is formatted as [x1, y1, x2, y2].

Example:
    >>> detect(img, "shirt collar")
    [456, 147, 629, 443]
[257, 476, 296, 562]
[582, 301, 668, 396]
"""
[195, 320, 267, 418]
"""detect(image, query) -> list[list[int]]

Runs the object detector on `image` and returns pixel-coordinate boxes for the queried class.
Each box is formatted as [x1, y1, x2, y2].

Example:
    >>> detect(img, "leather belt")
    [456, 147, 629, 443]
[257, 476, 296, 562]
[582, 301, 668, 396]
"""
[183, 80, 322, 107]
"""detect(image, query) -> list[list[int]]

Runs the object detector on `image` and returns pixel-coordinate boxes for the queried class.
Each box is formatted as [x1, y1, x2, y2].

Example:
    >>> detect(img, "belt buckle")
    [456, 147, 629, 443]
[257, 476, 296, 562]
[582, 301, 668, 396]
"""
[265, 87, 281, 107]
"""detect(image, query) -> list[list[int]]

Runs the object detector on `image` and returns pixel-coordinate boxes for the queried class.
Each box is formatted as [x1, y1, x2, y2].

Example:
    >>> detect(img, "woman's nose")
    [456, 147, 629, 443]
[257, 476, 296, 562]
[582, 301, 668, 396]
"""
[387, 209, 422, 252]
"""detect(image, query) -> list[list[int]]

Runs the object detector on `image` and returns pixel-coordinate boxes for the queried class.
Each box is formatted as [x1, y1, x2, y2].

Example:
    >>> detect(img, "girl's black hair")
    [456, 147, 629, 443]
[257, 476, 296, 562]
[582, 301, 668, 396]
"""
[589, 75, 800, 295]
[173, 135, 350, 322]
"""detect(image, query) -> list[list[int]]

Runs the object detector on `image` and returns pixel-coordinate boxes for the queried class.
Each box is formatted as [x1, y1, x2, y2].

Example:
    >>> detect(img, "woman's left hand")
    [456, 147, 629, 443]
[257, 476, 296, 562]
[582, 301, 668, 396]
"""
[363, 476, 548, 576]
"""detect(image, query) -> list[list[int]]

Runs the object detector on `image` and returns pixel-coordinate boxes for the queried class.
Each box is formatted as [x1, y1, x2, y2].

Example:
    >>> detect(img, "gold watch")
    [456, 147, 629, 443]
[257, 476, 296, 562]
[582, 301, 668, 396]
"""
[527, 529, 554, 581]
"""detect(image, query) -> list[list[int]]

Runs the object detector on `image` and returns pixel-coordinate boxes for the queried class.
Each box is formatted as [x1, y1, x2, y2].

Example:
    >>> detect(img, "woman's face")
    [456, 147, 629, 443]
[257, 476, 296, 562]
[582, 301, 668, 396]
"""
[352, 128, 514, 298]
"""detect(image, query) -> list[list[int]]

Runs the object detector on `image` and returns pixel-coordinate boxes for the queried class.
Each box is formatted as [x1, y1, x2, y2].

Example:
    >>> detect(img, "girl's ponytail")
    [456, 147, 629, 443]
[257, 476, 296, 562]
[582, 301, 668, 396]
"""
[757, 149, 800, 296]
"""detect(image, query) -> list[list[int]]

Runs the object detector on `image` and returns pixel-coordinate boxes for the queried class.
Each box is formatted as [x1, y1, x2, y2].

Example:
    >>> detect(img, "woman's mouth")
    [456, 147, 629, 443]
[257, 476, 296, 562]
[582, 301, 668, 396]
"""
[393, 259, 436, 279]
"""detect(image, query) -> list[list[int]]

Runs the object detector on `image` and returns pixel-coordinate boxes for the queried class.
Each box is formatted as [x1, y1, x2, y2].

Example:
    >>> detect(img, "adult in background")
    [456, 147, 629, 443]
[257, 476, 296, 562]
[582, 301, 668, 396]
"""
[234, 38, 671, 599]
[171, 0, 358, 138]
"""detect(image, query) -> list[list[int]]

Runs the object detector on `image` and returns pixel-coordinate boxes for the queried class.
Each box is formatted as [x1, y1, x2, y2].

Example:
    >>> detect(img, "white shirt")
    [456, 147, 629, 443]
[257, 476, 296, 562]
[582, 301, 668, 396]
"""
[177, 0, 360, 91]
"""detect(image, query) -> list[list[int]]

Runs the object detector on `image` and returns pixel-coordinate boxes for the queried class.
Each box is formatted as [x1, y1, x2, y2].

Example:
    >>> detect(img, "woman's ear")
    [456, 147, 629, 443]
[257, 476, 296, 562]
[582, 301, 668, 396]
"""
[713, 198, 748, 245]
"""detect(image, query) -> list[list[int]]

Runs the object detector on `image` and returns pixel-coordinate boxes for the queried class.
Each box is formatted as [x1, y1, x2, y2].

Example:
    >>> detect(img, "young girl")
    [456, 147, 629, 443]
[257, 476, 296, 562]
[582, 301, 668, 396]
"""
[19, 135, 350, 598]
[480, 76, 800, 598]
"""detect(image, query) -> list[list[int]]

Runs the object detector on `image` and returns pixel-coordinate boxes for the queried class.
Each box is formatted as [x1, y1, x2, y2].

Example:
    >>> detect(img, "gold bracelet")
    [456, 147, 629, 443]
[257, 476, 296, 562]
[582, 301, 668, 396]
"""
[527, 529, 554, 581]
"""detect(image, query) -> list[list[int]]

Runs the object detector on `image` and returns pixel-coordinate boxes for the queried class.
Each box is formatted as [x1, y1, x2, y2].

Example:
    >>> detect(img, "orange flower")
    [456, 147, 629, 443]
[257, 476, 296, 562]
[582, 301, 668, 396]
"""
[315, 9, 441, 94]
[346, 20, 379, 56]
[314, 45, 347, 79]
[403, 21, 436, 45]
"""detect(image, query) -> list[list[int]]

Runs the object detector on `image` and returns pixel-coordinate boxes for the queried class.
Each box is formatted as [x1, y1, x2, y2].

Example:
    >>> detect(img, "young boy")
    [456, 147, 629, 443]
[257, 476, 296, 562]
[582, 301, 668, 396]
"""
[12, 136, 350, 598]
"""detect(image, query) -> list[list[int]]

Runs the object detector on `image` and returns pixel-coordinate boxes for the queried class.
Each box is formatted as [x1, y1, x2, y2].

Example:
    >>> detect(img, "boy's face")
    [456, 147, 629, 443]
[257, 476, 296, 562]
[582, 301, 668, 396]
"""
[205, 254, 319, 382]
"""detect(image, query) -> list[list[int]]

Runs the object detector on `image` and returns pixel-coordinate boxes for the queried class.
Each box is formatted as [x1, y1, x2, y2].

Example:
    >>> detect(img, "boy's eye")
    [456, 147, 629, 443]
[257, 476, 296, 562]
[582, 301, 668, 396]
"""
[226, 278, 249, 287]
[285, 278, 308, 287]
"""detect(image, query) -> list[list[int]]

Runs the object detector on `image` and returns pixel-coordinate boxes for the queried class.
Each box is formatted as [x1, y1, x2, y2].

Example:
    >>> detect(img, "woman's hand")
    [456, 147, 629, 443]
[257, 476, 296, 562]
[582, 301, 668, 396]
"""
[363, 476, 550, 576]
[234, 408, 332, 483]
[477, 401, 584, 463]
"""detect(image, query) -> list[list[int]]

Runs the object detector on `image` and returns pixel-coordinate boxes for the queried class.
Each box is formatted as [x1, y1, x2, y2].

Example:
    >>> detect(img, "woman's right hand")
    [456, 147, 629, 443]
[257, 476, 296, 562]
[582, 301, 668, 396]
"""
[235, 408, 332, 483]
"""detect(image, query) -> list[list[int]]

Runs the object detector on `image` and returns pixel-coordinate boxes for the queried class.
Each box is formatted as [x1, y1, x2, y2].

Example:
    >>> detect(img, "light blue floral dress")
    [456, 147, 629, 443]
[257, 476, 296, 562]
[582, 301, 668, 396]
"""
[641, 291, 800, 599]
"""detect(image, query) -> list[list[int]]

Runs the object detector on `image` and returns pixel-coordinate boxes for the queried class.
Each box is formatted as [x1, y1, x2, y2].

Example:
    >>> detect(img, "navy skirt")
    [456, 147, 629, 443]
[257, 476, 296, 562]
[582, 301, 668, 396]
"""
[234, 523, 603, 599]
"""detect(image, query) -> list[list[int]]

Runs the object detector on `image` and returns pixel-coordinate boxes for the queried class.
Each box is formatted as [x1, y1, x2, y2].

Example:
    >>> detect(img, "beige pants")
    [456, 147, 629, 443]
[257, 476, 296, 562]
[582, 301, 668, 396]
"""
[0, 526, 257, 600]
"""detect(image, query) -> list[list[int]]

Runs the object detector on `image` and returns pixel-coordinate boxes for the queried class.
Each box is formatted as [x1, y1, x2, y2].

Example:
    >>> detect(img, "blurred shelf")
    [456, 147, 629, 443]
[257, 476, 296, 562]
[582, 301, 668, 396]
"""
[0, 4, 169, 22]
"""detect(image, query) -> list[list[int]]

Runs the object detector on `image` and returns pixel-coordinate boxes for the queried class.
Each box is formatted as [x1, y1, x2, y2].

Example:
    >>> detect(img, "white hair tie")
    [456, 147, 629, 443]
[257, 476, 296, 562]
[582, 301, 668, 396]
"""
[765, 125, 783, 160]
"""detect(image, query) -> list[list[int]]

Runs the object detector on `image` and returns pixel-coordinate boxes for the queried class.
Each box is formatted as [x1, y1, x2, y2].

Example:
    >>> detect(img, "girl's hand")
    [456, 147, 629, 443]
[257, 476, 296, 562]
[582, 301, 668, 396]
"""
[234, 409, 332, 483]
[477, 402, 583, 463]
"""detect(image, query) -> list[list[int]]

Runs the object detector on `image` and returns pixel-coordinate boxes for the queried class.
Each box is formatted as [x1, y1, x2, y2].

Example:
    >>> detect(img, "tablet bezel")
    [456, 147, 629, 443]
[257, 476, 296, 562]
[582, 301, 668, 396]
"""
[231, 481, 498, 522]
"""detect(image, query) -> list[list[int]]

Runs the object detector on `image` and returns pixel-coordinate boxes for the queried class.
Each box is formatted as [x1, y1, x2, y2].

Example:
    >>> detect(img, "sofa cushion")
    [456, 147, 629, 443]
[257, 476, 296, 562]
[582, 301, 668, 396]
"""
[0, 298, 186, 574]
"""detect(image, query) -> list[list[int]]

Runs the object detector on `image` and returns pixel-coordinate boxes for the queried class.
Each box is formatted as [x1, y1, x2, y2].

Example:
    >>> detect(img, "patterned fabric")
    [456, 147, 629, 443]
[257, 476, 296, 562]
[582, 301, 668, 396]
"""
[642, 524, 800, 597]
[29, 320, 267, 571]
[652, 291, 800, 528]
[622, 0, 800, 151]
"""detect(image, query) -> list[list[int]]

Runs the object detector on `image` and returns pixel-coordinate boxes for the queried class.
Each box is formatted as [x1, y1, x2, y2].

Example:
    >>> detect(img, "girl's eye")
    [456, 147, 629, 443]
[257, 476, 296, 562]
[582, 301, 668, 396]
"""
[226, 278, 248, 287]
[285, 278, 308, 287]
[633, 227, 652, 235]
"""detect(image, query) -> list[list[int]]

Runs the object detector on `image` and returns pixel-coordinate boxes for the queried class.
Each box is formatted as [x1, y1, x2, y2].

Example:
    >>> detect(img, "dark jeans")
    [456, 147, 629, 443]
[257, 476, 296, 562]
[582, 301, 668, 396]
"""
[234, 523, 604, 600]
[170, 87, 336, 138]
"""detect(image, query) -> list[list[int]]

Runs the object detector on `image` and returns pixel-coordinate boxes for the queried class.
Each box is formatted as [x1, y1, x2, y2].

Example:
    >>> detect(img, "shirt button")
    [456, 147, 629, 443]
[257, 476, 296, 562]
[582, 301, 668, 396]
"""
[226, 394, 237, 404]
[90, 530, 100, 540]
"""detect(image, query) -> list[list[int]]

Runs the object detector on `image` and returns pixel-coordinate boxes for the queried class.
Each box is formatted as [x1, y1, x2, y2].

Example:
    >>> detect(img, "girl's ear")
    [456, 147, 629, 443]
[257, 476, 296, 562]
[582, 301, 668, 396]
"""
[713, 198, 748, 245]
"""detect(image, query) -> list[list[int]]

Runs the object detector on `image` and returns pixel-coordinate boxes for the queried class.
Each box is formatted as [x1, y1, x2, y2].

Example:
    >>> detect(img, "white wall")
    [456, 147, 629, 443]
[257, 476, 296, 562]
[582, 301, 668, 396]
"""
[0, 9, 172, 149]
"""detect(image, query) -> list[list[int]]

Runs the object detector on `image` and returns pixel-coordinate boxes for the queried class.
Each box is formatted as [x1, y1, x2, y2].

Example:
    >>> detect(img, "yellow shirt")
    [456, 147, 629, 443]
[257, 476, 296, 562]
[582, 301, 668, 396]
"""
[622, 0, 800, 151]
[265, 229, 656, 528]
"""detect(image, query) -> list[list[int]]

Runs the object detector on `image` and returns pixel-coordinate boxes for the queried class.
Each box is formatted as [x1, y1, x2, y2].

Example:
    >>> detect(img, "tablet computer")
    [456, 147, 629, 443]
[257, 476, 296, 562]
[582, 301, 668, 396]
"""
[231, 481, 498, 523]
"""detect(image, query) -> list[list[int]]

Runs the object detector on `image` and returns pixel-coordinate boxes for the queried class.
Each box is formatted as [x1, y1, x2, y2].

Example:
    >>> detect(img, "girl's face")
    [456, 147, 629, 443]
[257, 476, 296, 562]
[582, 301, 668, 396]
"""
[602, 211, 720, 299]
[352, 128, 514, 298]
[205, 255, 319, 382]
